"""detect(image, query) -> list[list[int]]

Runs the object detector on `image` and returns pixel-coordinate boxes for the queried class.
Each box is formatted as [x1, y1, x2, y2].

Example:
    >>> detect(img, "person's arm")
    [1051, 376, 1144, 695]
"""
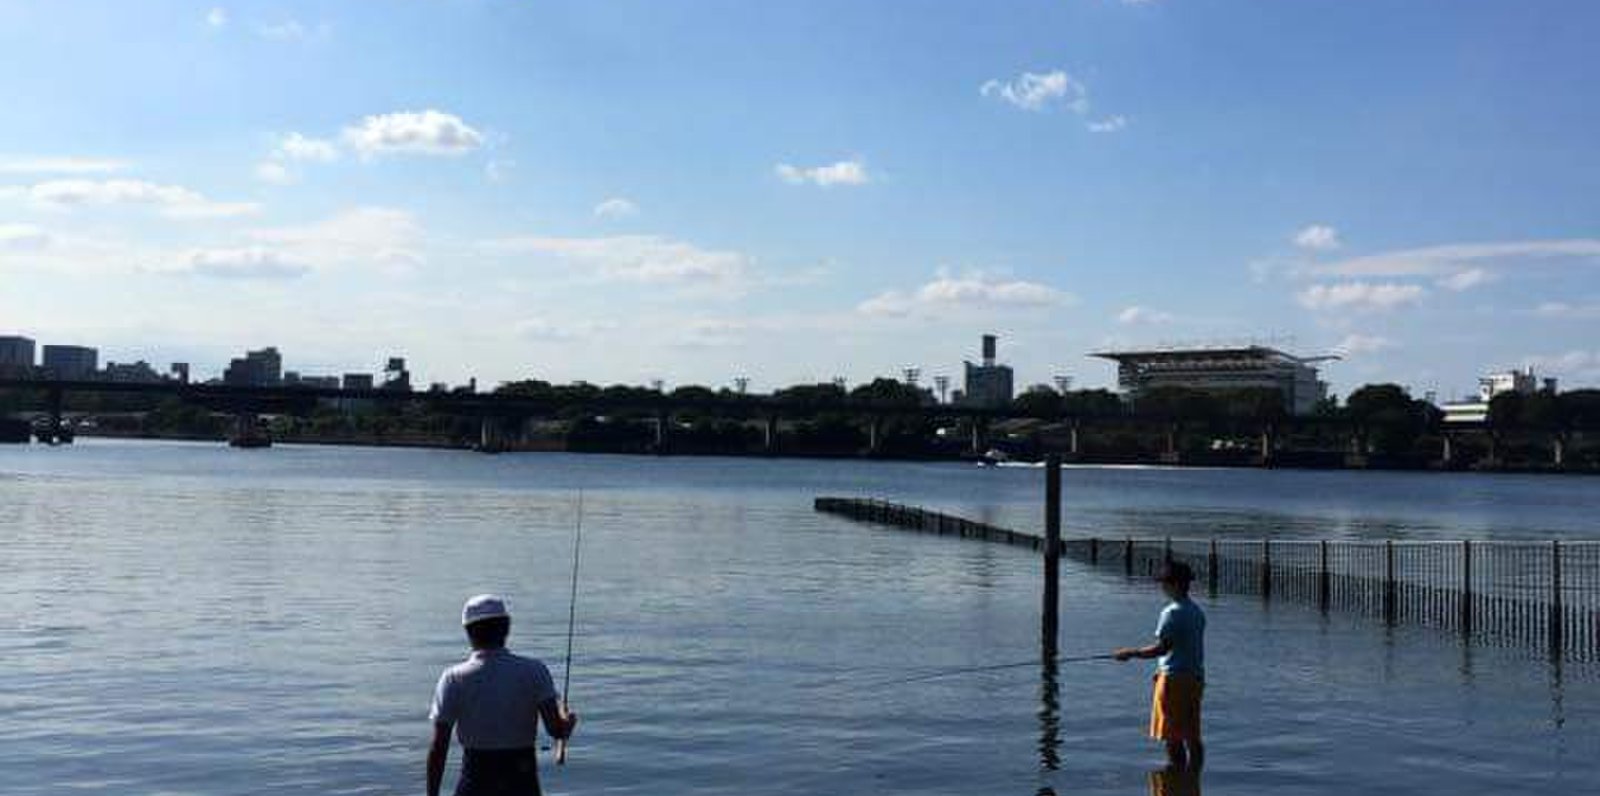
[426, 721, 452, 796]
[538, 696, 579, 740]
[1113, 638, 1171, 661]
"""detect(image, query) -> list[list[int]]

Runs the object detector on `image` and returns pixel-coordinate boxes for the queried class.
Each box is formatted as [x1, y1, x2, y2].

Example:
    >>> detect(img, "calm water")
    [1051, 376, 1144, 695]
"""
[2, 439, 1597, 795]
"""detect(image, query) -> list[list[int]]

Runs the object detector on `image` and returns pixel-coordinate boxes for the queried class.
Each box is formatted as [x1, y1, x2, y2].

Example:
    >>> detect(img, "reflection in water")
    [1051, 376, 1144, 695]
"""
[1147, 767, 1202, 796]
[1038, 653, 1062, 772]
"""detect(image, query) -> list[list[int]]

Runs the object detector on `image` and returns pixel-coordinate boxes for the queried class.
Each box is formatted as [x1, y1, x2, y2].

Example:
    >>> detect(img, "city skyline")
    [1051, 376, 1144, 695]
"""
[3, 1, 1599, 399]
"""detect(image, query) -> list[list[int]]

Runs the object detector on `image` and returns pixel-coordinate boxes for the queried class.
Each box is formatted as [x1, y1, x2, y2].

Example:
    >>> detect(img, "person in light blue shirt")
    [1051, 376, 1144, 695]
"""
[1115, 561, 1206, 771]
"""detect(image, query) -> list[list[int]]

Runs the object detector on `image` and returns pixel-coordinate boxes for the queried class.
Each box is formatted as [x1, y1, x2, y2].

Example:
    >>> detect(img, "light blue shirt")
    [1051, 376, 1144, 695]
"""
[1154, 598, 1206, 680]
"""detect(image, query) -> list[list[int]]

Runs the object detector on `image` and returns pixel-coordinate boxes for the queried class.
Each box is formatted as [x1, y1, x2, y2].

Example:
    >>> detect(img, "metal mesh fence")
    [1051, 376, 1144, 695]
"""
[815, 497, 1600, 663]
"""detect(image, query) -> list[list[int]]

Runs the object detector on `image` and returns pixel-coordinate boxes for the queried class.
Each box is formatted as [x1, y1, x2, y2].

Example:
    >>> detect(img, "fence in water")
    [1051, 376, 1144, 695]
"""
[814, 496, 1600, 663]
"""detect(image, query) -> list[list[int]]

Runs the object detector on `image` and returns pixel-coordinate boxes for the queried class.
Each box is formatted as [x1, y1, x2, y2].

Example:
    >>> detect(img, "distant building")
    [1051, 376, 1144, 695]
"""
[958, 334, 1015, 409]
[102, 360, 164, 383]
[342, 373, 375, 391]
[170, 363, 190, 384]
[382, 357, 412, 392]
[299, 375, 341, 389]
[0, 335, 36, 375]
[1442, 366, 1556, 424]
[223, 347, 283, 387]
[41, 345, 99, 380]
[1091, 345, 1335, 416]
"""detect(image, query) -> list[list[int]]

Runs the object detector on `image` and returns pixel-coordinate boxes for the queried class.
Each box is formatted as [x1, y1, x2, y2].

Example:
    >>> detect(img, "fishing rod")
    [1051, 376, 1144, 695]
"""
[837, 653, 1118, 691]
[555, 489, 584, 766]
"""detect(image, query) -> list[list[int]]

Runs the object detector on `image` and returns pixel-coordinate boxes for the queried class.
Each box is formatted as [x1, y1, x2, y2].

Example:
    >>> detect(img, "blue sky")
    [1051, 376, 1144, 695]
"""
[2, 0, 1598, 398]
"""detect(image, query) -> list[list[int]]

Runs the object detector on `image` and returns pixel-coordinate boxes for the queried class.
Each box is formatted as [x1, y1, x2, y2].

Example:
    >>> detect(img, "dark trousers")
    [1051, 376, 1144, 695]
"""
[456, 747, 542, 796]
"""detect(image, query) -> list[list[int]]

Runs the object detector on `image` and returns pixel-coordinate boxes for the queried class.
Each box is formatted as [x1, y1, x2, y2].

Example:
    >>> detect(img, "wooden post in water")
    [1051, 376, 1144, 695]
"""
[1043, 454, 1062, 657]
[1207, 539, 1219, 596]
[1384, 540, 1397, 626]
[1318, 540, 1331, 613]
[1551, 540, 1564, 660]
[1261, 539, 1273, 600]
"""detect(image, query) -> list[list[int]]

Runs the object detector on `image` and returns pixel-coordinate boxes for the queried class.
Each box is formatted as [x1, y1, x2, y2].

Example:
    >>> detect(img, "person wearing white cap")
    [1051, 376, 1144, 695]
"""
[427, 594, 578, 796]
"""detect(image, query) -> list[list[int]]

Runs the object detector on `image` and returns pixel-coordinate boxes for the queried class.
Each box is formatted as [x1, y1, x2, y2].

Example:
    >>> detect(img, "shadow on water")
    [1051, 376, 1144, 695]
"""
[1037, 653, 1061, 773]
[1145, 767, 1202, 796]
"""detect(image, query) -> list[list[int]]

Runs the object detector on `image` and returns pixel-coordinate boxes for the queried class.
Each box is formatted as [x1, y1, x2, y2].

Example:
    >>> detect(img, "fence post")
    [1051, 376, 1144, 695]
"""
[1319, 540, 1330, 613]
[1124, 538, 1134, 577]
[1461, 540, 1473, 636]
[1261, 539, 1273, 600]
[1551, 540, 1564, 660]
[1384, 540, 1397, 626]
[1208, 539, 1219, 596]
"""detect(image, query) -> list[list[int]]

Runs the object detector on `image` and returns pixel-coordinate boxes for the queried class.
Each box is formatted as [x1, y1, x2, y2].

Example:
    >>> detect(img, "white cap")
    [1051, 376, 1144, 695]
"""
[462, 594, 510, 626]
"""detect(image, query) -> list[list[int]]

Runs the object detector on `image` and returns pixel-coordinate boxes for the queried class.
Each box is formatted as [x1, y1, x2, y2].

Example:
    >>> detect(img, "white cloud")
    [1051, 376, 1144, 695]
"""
[343, 110, 484, 158]
[981, 70, 1088, 113]
[1334, 334, 1395, 356]
[206, 7, 228, 29]
[1320, 239, 1600, 277]
[254, 161, 295, 185]
[1435, 267, 1495, 292]
[482, 234, 750, 291]
[593, 197, 639, 219]
[859, 271, 1071, 317]
[250, 206, 424, 270]
[1534, 301, 1600, 319]
[1297, 282, 1425, 312]
[670, 319, 746, 349]
[774, 159, 870, 187]
[1293, 224, 1341, 251]
[0, 156, 127, 175]
[1116, 305, 1174, 325]
[485, 159, 515, 183]
[0, 223, 51, 250]
[7, 178, 258, 219]
[178, 247, 311, 280]
[1087, 115, 1129, 133]
[258, 19, 330, 43]
[275, 132, 339, 163]
[514, 318, 618, 341]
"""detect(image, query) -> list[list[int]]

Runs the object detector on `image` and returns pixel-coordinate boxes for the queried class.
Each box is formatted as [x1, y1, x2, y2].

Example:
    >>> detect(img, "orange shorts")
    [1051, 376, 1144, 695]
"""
[1149, 671, 1203, 742]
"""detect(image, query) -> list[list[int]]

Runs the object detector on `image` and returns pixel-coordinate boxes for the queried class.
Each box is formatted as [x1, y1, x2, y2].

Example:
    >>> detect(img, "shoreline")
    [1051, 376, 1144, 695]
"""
[11, 430, 1589, 476]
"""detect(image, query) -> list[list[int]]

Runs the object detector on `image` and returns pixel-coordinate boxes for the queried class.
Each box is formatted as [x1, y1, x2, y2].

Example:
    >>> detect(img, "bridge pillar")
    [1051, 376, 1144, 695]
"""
[654, 410, 670, 455]
[1258, 426, 1275, 463]
[44, 385, 68, 445]
[1160, 422, 1181, 464]
[763, 413, 779, 454]
[1068, 420, 1081, 456]
[969, 417, 987, 455]
[479, 417, 502, 452]
[1441, 432, 1454, 464]
[868, 416, 882, 455]
[1553, 434, 1566, 467]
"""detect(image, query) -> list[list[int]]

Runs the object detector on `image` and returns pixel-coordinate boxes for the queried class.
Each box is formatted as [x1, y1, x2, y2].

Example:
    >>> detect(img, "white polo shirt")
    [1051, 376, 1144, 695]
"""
[430, 648, 559, 750]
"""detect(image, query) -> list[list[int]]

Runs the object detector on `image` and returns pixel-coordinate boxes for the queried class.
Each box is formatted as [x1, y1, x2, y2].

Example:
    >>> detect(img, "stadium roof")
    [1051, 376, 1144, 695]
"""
[1089, 345, 1341, 365]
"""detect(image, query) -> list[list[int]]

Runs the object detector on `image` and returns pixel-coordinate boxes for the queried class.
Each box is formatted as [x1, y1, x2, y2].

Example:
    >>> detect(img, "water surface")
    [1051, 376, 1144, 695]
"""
[1, 440, 1595, 794]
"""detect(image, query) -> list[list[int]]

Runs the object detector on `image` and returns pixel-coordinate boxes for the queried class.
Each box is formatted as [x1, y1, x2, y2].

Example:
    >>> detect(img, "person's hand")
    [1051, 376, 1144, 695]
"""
[1112, 648, 1135, 662]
